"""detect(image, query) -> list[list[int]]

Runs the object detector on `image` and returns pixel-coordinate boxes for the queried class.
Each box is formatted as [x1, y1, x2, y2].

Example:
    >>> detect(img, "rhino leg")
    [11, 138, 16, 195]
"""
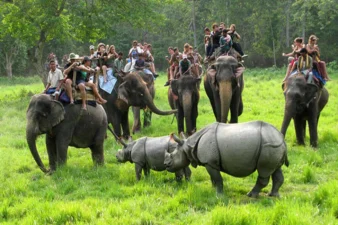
[183, 167, 192, 181]
[268, 168, 284, 197]
[143, 166, 150, 177]
[205, 165, 223, 194]
[175, 170, 184, 182]
[135, 163, 143, 180]
[247, 176, 270, 198]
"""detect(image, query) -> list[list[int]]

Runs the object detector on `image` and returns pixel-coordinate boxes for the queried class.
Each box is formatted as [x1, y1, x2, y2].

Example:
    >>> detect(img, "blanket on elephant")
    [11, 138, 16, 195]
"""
[99, 69, 117, 94]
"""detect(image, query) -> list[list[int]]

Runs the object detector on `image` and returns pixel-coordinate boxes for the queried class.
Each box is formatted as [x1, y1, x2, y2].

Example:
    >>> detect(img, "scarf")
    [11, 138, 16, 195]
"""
[298, 55, 310, 70]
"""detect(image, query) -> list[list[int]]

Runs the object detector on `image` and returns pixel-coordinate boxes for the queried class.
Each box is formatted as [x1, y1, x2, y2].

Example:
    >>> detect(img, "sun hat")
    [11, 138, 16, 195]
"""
[68, 53, 79, 61]
[97, 43, 105, 51]
[89, 45, 95, 50]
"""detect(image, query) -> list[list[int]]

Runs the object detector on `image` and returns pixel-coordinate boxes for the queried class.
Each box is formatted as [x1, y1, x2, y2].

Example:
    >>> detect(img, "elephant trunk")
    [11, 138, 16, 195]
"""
[219, 81, 232, 123]
[26, 122, 49, 173]
[182, 92, 193, 134]
[144, 88, 177, 115]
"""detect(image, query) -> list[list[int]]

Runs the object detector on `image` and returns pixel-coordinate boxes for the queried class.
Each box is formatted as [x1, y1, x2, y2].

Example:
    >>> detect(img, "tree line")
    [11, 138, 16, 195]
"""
[1, 0, 337, 79]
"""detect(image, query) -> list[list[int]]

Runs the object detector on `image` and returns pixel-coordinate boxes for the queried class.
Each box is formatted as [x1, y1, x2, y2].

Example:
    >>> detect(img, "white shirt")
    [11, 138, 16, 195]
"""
[47, 68, 63, 88]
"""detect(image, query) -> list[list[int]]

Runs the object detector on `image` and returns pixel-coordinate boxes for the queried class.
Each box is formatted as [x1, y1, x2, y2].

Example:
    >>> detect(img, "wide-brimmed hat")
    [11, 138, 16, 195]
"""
[97, 43, 105, 51]
[89, 45, 95, 50]
[68, 53, 79, 61]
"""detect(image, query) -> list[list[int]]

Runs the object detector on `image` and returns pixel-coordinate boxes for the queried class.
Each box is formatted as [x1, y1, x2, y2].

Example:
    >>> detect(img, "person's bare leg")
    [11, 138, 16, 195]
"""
[102, 65, 108, 82]
[78, 84, 87, 110]
[64, 79, 74, 103]
[283, 64, 292, 82]
[86, 82, 107, 104]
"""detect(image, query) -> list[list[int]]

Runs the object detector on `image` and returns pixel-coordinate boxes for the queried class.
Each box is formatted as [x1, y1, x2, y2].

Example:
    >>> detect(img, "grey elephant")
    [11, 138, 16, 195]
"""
[116, 135, 191, 181]
[100, 73, 175, 140]
[281, 75, 329, 147]
[131, 71, 155, 134]
[26, 94, 107, 173]
[205, 56, 244, 123]
[168, 75, 200, 136]
[164, 121, 289, 197]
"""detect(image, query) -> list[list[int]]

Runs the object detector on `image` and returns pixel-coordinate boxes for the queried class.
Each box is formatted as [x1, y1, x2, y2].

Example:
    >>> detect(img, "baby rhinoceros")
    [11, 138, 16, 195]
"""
[164, 121, 289, 197]
[116, 136, 191, 181]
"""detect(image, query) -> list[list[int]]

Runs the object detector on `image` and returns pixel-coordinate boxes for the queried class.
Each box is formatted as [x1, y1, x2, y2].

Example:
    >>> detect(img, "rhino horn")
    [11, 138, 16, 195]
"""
[170, 133, 184, 146]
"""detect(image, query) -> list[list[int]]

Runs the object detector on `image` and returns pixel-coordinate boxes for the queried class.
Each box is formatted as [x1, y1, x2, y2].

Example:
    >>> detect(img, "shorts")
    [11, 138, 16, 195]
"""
[76, 79, 86, 85]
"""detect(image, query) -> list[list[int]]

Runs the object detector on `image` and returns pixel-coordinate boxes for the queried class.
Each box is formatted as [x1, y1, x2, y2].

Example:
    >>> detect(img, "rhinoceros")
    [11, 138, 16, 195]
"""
[164, 121, 289, 197]
[116, 136, 191, 181]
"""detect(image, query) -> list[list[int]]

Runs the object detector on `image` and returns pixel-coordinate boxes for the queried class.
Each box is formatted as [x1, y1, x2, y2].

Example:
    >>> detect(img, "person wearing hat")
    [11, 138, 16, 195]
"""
[178, 54, 191, 78]
[128, 40, 143, 69]
[63, 53, 98, 109]
[89, 45, 97, 69]
[93, 43, 108, 82]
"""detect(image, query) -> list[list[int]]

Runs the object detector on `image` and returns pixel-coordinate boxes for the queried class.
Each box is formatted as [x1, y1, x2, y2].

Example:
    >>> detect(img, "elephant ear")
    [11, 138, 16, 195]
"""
[49, 100, 65, 127]
[235, 66, 245, 78]
[304, 84, 318, 104]
[170, 79, 179, 96]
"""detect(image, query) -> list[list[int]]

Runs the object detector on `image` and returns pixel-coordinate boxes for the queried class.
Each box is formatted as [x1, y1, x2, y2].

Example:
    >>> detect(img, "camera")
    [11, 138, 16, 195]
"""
[75, 62, 81, 66]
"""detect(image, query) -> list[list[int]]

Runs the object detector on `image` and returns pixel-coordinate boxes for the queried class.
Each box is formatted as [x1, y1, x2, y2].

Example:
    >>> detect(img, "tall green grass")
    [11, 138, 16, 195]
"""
[0, 68, 337, 224]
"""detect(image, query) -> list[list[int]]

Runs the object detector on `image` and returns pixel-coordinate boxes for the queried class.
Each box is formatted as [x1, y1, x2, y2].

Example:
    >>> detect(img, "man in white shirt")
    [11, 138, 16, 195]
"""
[44, 60, 64, 96]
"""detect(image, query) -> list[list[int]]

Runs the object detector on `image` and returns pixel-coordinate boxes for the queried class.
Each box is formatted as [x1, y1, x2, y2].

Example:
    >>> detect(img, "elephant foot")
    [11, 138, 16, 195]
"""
[247, 191, 259, 198]
[45, 169, 55, 176]
[268, 192, 280, 197]
[310, 142, 318, 149]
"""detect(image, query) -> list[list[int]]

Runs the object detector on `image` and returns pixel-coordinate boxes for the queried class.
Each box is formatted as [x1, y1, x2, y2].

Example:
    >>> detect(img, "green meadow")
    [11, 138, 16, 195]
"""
[0, 68, 337, 225]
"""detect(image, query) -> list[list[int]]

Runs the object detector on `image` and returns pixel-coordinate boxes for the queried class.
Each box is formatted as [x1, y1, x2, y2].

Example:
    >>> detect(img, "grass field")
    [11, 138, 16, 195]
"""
[0, 68, 337, 225]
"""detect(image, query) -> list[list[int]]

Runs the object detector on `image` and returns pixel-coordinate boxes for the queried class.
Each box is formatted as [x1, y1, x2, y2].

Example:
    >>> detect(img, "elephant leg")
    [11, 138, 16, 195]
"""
[143, 165, 150, 177]
[177, 103, 184, 134]
[269, 168, 284, 197]
[247, 176, 270, 198]
[213, 92, 221, 122]
[121, 111, 131, 140]
[205, 165, 223, 194]
[238, 95, 243, 117]
[183, 166, 192, 181]
[294, 116, 305, 145]
[229, 92, 240, 123]
[111, 110, 122, 137]
[308, 115, 318, 148]
[135, 163, 143, 181]
[55, 135, 71, 167]
[46, 135, 57, 172]
[90, 144, 104, 166]
[132, 106, 141, 134]
[204, 80, 218, 121]
[191, 99, 198, 134]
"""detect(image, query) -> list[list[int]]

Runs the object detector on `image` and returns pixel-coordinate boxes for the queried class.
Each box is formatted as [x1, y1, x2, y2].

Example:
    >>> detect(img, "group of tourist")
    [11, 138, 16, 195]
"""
[43, 40, 159, 109]
[282, 35, 330, 84]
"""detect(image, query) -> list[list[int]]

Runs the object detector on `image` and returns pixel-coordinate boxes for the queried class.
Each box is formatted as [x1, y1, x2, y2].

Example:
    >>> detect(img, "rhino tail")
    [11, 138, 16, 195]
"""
[284, 153, 289, 167]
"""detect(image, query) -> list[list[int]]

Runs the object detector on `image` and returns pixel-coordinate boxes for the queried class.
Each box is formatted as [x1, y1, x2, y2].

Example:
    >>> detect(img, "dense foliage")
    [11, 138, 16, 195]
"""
[1, 0, 338, 78]
[0, 68, 337, 224]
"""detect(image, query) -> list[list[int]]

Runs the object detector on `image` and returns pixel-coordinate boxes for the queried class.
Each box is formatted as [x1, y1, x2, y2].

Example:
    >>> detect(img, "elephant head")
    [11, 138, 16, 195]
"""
[171, 75, 200, 135]
[281, 76, 319, 136]
[213, 56, 243, 123]
[116, 73, 176, 115]
[26, 94, 65, 173]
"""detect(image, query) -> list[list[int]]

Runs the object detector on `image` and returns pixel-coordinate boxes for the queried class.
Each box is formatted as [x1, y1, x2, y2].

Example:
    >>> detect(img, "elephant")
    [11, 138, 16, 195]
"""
[99, 72, 176, 140]
[26, 94, 107, 173]
[164, 121, 289, 197]
[168, 75, 200, 136]
[204, 55, 244, 123]
[131, 71, 155, 134]
[281, 75, 329, 148]
[116, 135, 191, 181]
